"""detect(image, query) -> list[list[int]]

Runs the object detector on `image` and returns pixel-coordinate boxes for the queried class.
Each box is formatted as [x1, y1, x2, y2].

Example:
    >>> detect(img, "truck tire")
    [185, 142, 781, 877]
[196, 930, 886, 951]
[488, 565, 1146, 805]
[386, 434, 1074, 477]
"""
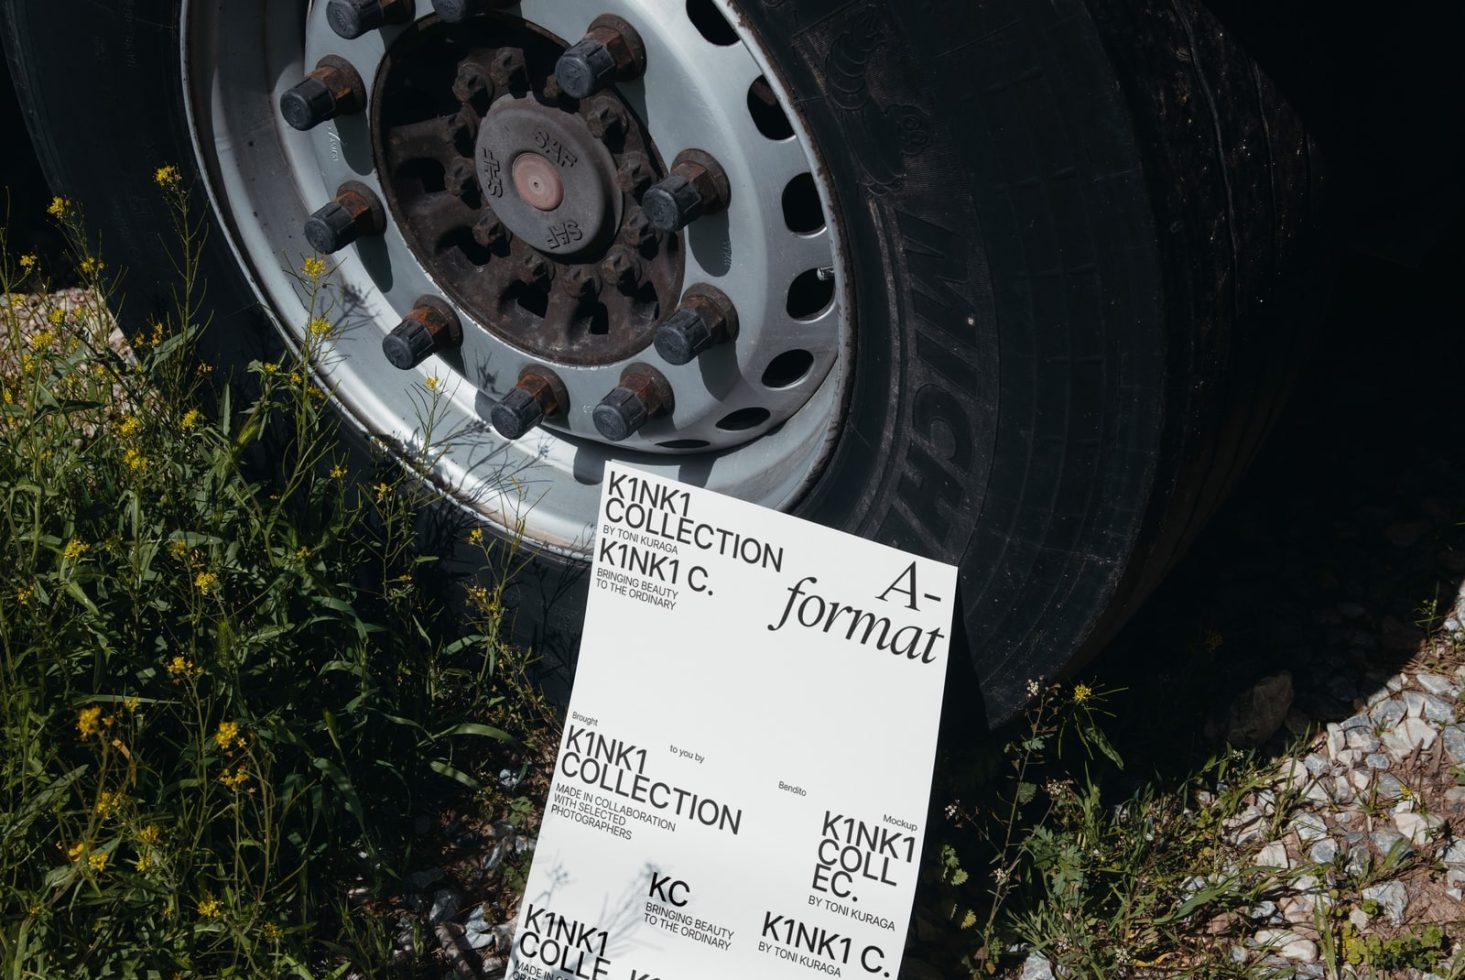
[0, 0, 1323, 725]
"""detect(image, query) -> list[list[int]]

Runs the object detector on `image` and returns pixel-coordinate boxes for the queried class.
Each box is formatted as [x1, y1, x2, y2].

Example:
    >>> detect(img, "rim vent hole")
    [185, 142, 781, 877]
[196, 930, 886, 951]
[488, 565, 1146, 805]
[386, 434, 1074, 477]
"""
[786, 269, 834, 320]
[687, 0, 740, 45]
[716, 407, 771, 431]
[747, 77, 794, 140]
[782, 173, 824, 233]
[761, 349, 814, 389]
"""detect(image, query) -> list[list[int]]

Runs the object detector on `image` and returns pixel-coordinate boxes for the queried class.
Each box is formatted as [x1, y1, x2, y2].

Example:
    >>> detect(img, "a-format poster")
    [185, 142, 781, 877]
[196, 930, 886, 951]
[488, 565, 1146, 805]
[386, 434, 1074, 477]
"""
[507, 463, 957, 980]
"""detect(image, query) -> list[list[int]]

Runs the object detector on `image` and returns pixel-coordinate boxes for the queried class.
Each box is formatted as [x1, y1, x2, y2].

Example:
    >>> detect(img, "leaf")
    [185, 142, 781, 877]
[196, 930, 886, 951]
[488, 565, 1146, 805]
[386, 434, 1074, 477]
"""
[429, 760, 482, 791]
[311, 756, 367, 836]
[434, 722, 514, 744]
[1082, 724, 1125, 771]
[63, 580, 100, 615]
[1015, 782, 1037, 805]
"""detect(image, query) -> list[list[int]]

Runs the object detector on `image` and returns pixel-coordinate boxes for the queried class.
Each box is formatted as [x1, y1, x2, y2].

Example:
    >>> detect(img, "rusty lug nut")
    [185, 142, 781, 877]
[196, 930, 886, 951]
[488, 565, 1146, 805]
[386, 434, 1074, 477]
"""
[473, 210, 509, 249]
[643, 149, 730, 233]
[490, 47, 529, 94]
[616, 153, 653, 198]
[622, 208, 654, 248]
[304, 181, 387, 254]
[592, 365, 672, 442]
[383, 296, 462, 370]
[432, 0, 516, 22]
[560, 264, 602, 301]
[519, 252, 553, 286]
[280, 56, 365, 131]
[327, 0, 413, 40]
[555, 14, 647, 100]
[491, 367, 569, 440]
[445, 158, 479, 199]
[654, 284, 739, 366]
[584, 97, 627, 145]
[443, 106, 480, 152]
[452, 61, 494, 109]
[600, 246, 642, 290]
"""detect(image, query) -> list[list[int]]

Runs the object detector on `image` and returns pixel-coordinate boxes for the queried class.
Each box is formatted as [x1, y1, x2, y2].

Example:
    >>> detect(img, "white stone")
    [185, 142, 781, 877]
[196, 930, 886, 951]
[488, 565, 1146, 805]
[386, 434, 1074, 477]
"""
[1255, 841, 1291, 868]
[1349, 769, 1373, 791]
[1443, 726, 1465, 763]
[1281, 938, 1319, 962]
[1290, 812, 1328, 843]
[1309, 838, 1338, 864]
[1333, 748, 1364, 768]
[1416, 672, 1456, 696]
[1018, 952, 1055, 980]
[1381, 717, 1437, 758]
[1325, 723, 1346, 759]
[1345, 728, 1380, 752]
[1441, 839, 1465, 865]
[1393, 810, 1442, 845]
[1369, 698, 1406, 729]
[1360, 881, 1408, 927]
[1348, 907, 1370, 931]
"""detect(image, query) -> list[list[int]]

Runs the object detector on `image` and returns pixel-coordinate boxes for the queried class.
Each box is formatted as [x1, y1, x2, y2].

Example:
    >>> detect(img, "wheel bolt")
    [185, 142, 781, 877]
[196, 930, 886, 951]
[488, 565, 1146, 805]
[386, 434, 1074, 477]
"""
[452, 61, 495, 110]
[445, 158, 478, 199]
[490, 47, 529, 95]
[622, 208, 654, 249]
[616, 153, 653, 197]
[555, 14, 647, 100]
[326, 0, 413, 40]
[473, 210, 509, 249]
[584, 97, 627, 145]
[432, 0, 516, 22]
[383, 297, 462, 370]
[592, 364, 672, 442]
[654, 284, 739, 366]
[600, 246, 642, 291]
[560, 264, 602, 301]
[519, 252, 553, 286]
[643, 149, 730, 232]
[280, 56, 365, 131]
[490, 366, 569, 440]
[304, 181, 386, 254]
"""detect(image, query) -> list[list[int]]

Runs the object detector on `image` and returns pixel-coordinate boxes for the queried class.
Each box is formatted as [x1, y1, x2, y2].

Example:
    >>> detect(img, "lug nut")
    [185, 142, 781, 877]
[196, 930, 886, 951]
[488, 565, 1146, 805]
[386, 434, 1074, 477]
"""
[560, 264, 602, 301]
[555, 14, 647, 99]
[643, 149, 730, 232]
[280, 56, 365, 131]
[326, 0, 414, 40]
[622, 208, 654, 249]
[383, 297, 462, 370]
[592, 364, 672, 442]
[431, 0, 516, 22]
[616, 152, 653, 197]
[490, 47, 529, 94]
[473, 210, 509, 249]
[584, 97, 627, 145]
[654, 284, 739, 365]
[452, 60, 495, 110]
[600, 246, 642, 291]
[490, 367, 569, 440]
[445, 158, 479, 199]
[304, 181, 386, 254]
[518, 252, 553, 286]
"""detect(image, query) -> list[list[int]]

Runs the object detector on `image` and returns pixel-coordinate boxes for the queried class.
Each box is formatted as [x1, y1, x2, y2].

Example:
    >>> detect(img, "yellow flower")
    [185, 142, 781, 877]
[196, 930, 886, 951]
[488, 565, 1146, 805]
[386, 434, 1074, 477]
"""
[150, 321, 165, 347]
[197, 895, 221, 919]
[424, 375, 440, 392]
[136, 824, 161, 845]
[1072, 683, 1093, 704]
[88, 851, 109, 872]
[15, 585, 32, 605]
[30, 329, 55, 350]
[194, 571, 219, 595]
[294, 546, 309, 561]
[66, 842, 85, 862]
[123, 447, 148, 472]
[467, 528, 484, 545]
[153, 165, 181, 188]
[262, 922, 282, 941]
[77, 706, 103, 737]
[288, 370, 303, 385]
[214, 720, 242, 751]
[301, 256, 328, 280]
[46, 196, 70, 219]
[181, 408, 200, 429]
[123, 697, 140, 713]
[329, 464, 346, 479]
[95, 789, 123, 817]
[46, 307, 65, 327]
[373, 482, 391, 501]
[62, 539, 89, 561]
[307, 316, 332, 337]
[18, 254, 36, 271]
[3, 388, 12, 405]
[117, 415, 141, 438]
[466, 585, 489, 605]
[134, 853, 150, 873]
[218, 766, 248, 791]
[260, 361, 279, 375]
[78, 257, 104, 276]
[165, 655, 201, 682]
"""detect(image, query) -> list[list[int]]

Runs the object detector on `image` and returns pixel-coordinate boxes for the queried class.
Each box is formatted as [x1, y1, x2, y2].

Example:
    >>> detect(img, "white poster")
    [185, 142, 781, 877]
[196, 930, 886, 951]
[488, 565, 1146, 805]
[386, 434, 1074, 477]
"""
[507, 462, 957, 980]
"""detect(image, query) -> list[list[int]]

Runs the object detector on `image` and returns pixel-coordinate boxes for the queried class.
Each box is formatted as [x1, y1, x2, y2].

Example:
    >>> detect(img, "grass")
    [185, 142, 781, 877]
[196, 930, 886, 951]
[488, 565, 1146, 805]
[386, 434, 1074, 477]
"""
[0, 174, 550, 977]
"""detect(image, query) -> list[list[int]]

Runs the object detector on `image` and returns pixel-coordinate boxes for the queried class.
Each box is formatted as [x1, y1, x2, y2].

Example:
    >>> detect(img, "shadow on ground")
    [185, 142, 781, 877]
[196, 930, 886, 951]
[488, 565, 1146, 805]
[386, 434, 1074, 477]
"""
[1088, 229, 1465, 786]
